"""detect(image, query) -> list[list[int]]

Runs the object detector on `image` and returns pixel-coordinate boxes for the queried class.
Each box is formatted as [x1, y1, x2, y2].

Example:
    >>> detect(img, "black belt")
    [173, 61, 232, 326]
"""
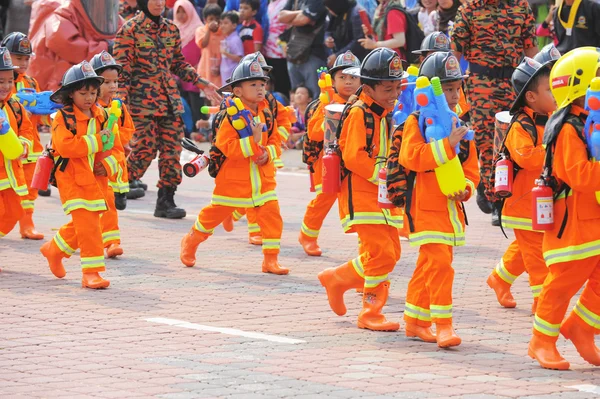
[469, 63, 514, 80]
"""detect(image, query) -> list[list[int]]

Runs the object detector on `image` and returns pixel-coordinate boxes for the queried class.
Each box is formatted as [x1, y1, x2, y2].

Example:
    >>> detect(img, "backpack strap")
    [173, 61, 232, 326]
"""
[305, 98, 321, 123]
[6, 97, 23, 129]
[266, 91, 278, 120]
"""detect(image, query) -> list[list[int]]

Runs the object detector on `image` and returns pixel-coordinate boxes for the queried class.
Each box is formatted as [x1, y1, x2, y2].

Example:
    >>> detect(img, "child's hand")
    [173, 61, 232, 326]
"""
[93, 162, 108, 177]
[252, 122, 265, 143]
[254, 147, 269, 166]
[208, 21, 219, 32]
[447, 190, 468, 202]
[448, 118, 468, 149]
[99, 129, 111, 144]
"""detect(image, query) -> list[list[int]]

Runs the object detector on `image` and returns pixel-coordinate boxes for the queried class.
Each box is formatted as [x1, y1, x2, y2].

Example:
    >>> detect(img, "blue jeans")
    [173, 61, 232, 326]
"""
[287, 55, 326, 99]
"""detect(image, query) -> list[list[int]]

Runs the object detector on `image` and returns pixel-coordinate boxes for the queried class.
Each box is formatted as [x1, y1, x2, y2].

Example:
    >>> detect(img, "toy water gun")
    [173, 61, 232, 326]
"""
[415, 76, 473, 196]
[14, 88, 63, 115]
[392, 66, 419, 126]
[415, 76, 474, 154]
[0, 107, 24, 160]
[583, 77, 600, 204]
[94, 99, 121, 163]
[201, 106, 220, 114]
[317, 67, 334, 106]
[226, 97, 267, 161]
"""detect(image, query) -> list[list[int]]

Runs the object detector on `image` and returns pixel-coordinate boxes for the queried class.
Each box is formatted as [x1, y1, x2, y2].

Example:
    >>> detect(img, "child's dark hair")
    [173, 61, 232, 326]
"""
[527, 69, 551, 96]
[221, 10, 239, 25]
[360, 78, 383, 89]
[54, 80, 102, 106]
[294, 84, 313, 99]
[96, 66, 121, 76]
[240, 0, 260, 12]
[203, 3, 222, 20]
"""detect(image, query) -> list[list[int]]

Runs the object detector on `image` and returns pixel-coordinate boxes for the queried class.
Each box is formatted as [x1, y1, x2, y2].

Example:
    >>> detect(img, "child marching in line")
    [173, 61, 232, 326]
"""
[486, 56, 556, 314]
[90, 50, 138, 258]
[528, 47, 600, 370]
[180, 56, 288, 275]
[2, 32, 47, 239]
[0, 47, 35, 243]
[299, 51, 361, 256]
[318, 48, 404, 331]
[486, 44, 561, 313]
[399, 52, 479, 347]
[40, 61, 123, 289]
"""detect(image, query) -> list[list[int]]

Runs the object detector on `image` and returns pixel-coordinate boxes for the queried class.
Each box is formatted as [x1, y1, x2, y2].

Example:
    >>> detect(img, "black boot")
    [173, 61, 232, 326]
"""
[137, 180, 148, 191]
[126, 187, 145, 200]
[115, 193, 127, 210]
[154, 187, 186, 219]
[38, 187, 51, 197]
[476, 182, 493, 214]
[491, 202, 501, 227]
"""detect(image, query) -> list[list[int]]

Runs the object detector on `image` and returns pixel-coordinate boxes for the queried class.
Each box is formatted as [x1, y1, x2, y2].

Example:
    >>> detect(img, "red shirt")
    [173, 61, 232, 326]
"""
[385, 10, 407, 60]
[240, 19, 264, 55]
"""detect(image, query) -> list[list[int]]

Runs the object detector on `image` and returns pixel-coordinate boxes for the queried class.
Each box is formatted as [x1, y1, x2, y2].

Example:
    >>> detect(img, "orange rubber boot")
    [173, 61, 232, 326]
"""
[436, 323, 462, 348]
[82, 272, 110, 289]
[560, 313, 600, 366]
[40, 240, 66, 278]
[487, 273, 517, 308]
[528, 334, 570, 370]
[262, 253, 289, 275]
[19, 212, 44, 240]
[180, 229, 206, 267]
[298, 233, 322, 256]
[531, 298, 538, 315]
[318, 262, 364, 316]
[249, 234, 263, 245]
[106, 243, 123, 259]
[222, 215, 234, 232]
[405, 322, 437, 343]
[357, 282, 400, 331]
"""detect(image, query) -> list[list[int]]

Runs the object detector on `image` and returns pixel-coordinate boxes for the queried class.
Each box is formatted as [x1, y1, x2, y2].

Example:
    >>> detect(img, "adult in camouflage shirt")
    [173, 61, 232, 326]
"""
[114, 0, 220, 220]
[451, 0, 538, 226]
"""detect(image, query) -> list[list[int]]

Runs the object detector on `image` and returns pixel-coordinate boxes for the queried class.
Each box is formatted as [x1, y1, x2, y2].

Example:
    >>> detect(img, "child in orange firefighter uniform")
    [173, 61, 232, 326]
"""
[528, 47, 600, 371]
[226, 52, 292, 244]
[180, 56, 288, 275]
[318, 48, 405, 331]
[90, 50, 137, 258]
[486, 57, 556, 314]
[0, 47, 35, 244]
[486, 45, 562, 313]
[298, 51, 361, 257]
[40, 61, 124, 289]
[2, 32, 49, 240]
[399, 52, 479, 347]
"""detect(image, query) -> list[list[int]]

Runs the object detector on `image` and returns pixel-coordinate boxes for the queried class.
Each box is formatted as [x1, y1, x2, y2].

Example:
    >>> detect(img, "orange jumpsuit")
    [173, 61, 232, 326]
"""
[338, 93, 404, 289]
[299, 93, 346, 242]
[400, 113, 479, 326]
[493, 107, 549, 300]
[98, 98, 134, 249]
[49, 104, 122, 273]
[534, 105, 600, 341]
[192, 100, 283, 255]
[0, 98, 34, 237]
[233, 96, 290, 238]
[11, 74, 50, 229]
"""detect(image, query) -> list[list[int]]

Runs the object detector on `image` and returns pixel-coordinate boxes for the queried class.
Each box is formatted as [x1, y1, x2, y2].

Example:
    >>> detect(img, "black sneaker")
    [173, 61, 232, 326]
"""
[38, 187, 51, 197]
[115, 193, 127, 210]
[126, 187, 145, 200]
[476, 182, 493, 214]
[137, 180, 148, 191]
[154, 187, 186, 219]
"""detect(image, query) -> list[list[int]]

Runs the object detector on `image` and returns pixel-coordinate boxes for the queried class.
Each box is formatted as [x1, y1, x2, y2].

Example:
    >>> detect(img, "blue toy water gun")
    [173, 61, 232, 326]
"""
[226, 97, 266, 139]
[392, 66, 419, 126]
[414, 76, 473, 153]
[14, 88, 63, 115]
[583, 77, 600, 203]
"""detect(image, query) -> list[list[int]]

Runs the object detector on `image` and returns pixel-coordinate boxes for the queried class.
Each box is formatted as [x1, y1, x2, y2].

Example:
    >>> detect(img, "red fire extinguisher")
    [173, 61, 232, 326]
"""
[494, 155, 513, 198]
[322, 146, 341, 194]
[378, 165, 394, 209]
[308, 165, 315, 192]
[31, 149, 54, 191]
[183, 153, 210, 177]
[531, 179, 554, 231]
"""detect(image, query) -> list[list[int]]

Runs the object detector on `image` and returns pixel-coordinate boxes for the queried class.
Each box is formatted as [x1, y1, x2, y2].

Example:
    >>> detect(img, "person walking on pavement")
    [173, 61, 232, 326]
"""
[113, 0, 220, 219]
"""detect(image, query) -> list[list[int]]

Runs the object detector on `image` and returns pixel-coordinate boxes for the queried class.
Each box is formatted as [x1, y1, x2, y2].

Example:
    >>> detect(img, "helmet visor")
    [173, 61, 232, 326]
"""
[81, 0, 120, 36]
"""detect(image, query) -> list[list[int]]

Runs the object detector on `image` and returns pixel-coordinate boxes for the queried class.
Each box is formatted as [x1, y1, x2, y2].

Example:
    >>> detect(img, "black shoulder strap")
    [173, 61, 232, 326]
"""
[266, 91, 278, 119]
[7, 97, 23, 129]
[305, 98, 321, 123]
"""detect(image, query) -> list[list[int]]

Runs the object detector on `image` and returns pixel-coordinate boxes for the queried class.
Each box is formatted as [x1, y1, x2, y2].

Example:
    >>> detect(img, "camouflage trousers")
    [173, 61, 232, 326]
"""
[465, 74, 515, 202]
[127, 113, 184, 189]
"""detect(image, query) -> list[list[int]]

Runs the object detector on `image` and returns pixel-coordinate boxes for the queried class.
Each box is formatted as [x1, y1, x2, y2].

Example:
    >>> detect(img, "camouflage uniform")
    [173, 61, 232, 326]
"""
[114, 11, 210, 189]
[452, 0, 537, 201]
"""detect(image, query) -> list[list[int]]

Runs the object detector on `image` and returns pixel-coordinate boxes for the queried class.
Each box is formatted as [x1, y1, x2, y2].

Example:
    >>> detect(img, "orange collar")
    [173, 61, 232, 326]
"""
[73, 103, 105, 122]
[570, 104, 589, 117]
[359, 92, 389, 117]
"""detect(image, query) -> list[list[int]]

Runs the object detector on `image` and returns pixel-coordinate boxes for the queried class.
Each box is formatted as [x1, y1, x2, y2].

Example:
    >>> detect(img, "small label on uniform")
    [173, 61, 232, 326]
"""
[495, 165, 509, 187]
[536, 197, 554, 224]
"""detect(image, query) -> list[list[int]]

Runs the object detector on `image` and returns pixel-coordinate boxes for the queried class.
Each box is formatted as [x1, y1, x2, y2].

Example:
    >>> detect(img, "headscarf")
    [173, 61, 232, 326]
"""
[173, 0, 202, 47]
[137, 0, 161, 25]
[324, 0, 356, 17]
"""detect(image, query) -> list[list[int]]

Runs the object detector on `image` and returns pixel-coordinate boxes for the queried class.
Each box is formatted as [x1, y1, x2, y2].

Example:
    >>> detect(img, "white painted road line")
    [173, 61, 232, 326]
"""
[145, 317, 306, 344]
[566, 385, 600, 395]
